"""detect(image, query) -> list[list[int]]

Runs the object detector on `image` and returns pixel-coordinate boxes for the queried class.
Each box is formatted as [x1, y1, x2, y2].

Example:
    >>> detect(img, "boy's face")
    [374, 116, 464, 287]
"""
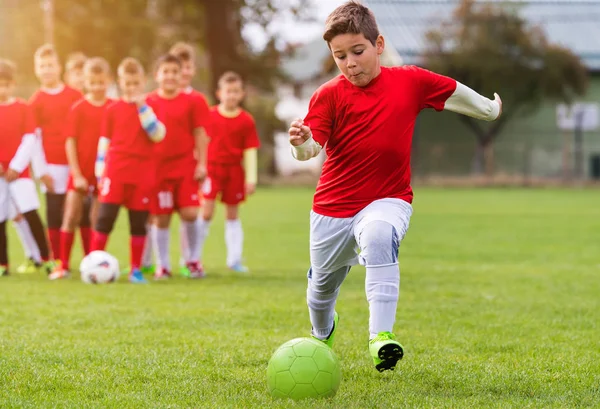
[216, 80, 244, 110]
[66, 68, 85, 91]
[85, 72, 109, 99]
[155, 62, 181, 94]
[118, 73, 145, 99]
[0, 79, 14, 101]
[34, 56, 62, 87]
[329, 33, 384, 87]
[179, 60, 196, 88]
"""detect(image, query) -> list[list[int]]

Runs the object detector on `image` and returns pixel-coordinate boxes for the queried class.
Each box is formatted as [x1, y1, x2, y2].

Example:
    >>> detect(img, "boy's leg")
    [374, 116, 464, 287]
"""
[141, 217, 156, 272]
[175, 175, 201, 277]
[44, 164, 70, 259]
[59, 190, 84, 272]
[127, 209, 148, 271]
[79, 195, 93, 255]
[353, 198, 412, 371]
[222, 165, 247, 271]
[0, 181, 8, 274]
[92, 203, 120, 251]
[197, 200, 215, 262]
[13, 215, 42, 266]
[308, 211, 358, 344]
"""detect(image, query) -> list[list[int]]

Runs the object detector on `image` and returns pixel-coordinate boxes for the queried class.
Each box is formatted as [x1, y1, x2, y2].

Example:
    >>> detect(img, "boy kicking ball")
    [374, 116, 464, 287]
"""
[289, 1, 502, 372]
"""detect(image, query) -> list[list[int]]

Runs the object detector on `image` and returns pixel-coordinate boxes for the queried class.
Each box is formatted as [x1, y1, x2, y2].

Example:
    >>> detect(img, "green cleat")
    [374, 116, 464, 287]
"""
[312, 311, 339, 349]
[140, 265, 156, 275]
[16, 258, 39, 274]
[0, 265, 9, 277]
[179, 264, 191, 277]
[369, 332, 404, 372]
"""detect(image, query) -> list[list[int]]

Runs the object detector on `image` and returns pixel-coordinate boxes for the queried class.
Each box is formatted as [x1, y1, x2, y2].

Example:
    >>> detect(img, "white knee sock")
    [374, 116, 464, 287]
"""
[179, 224, 189, 266]
[196, 219, 210, 261]
[365, 263, 400, 339]
[225, 219, 243, 267]
[306, 266, 348, 339]
[141, 224, 155, 267]
[13, 218, 41, 262]
[154, 227, 171, 271]
[181, 221, 198, 263]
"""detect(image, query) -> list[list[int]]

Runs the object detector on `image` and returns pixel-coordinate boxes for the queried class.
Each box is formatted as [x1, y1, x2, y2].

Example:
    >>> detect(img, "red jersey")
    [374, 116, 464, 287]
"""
[29, 85, 82, 165]
[101, 100, 156, 185]
[65, 98, 112, 181]
[305, 66, 456, 218]
[207, 108, 260, 165]
[147, 91, 209, 178]
[0, 99, 36, 178]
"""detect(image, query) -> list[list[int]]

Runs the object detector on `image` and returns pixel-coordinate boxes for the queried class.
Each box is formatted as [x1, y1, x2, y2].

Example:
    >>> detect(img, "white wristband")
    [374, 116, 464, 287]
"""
[291, 137, 322, 161]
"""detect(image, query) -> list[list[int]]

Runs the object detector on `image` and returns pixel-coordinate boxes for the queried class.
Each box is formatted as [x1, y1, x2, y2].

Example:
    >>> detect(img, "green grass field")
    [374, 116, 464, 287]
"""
[1, 187, 599, 408]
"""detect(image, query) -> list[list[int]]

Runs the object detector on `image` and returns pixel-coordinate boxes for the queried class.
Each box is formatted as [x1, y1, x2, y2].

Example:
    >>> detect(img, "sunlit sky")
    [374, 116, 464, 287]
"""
[242, 0, 348, 50]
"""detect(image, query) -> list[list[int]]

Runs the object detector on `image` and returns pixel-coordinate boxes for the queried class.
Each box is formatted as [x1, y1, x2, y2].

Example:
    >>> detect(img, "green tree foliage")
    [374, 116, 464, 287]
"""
[424, 0, 588, 174]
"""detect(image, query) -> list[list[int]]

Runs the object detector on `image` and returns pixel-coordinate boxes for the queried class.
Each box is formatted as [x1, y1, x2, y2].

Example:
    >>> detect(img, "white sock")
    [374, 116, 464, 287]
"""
[225, 219, 243, 267]
[179, 224, 188, 266]
[306, 266, 348, 339]
[13, 218, 41, 262]
[154, 227, 171, 271]
[196, 219, 210, 261]
[141, 224, 155, 267]
[181, 220, 198, 263]
[365, 263, 400, 339]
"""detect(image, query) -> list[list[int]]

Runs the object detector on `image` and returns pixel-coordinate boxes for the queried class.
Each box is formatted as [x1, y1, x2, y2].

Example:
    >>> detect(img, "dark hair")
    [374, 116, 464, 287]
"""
[169, 42, 195, 63]
[34, 43, 58, 60]
[154, 53, 182, 72]
[66, 52, 87, 72]
[84, 57, 110, 76]
[218, 71, 243, 88]
[117, 57, 144, 76]
[0, 59, 16, 81]
[323, 1, 379, 45]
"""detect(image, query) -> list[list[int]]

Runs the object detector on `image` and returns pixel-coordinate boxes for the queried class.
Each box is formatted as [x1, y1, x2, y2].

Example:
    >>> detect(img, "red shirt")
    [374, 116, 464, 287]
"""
[65, 98, 112, 181]
[29, 85, 82, 165]
[0, 99, 35, 178]
[305, 66, 456, 218]
[147, 91, 209, 178]
[101, 99, 156, 185]
[207, 108, 260, 165]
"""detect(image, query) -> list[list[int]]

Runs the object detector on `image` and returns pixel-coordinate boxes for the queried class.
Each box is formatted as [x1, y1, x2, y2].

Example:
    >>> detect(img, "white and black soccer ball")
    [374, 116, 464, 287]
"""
[79, 250, 120, 284]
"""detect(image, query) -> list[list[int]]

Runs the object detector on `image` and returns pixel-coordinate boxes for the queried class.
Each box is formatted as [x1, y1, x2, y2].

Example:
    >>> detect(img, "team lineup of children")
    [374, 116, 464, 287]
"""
[0, 42, 260, 283]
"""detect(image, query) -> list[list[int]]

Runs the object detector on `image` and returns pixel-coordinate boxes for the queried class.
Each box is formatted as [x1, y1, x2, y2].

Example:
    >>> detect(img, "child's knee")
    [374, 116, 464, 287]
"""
[358, 220, 400, 266]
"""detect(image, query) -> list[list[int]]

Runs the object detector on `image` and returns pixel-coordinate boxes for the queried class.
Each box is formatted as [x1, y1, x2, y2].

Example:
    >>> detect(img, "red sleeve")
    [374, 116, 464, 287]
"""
[412, 66, 457, 111]
[244, 114, 260, 150]
[193, 94, 211, 130]
[101, 106, 113, 139]
[65, 105, 78, 139]
[303, 85, 334, 146]
[28, 92, 41, 127]
[23, 103, 37, 135]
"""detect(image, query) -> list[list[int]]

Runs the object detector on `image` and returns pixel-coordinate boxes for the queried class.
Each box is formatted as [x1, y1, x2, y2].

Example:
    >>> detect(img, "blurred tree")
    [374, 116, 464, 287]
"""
[424, 0, 588, 175]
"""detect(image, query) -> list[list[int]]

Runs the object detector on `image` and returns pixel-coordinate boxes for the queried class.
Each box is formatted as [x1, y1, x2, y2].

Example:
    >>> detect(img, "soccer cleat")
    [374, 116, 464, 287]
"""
[129, 269, 148, 284]
[186, 262, 205, 279]
[229, 262, 249, 273]
[48, 266, 70, 280]
[312, 311, 339, 349]
[16, 258, 39, 274]
[0, 265, 9, 277]
[41, 260, 59, 276]
[369, 332, 404, 372]
[179, 264, 191, 277]
[140, 264, 156, 275]
[153, 267, 172, 280]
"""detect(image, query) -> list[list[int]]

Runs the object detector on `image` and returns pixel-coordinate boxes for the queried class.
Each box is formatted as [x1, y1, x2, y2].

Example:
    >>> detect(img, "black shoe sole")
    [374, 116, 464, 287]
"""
[376, 343, 404, 372]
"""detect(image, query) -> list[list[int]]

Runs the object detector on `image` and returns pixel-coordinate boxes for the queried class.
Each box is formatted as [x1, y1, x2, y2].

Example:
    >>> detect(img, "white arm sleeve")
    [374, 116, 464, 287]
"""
[290, 137, 322, 161]
[443, 82, 501, 122]
[31, 128, 49, 178]
[9, 133, 36, 173]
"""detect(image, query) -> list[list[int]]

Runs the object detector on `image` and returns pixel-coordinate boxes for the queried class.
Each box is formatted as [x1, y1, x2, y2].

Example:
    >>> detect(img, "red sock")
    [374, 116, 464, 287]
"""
[48, 228, 61, 260]
[59, 230, 75, 270]
[91, 230, 109, 252]
[130, 235, 145, 270]
[80, 227, 91, 255]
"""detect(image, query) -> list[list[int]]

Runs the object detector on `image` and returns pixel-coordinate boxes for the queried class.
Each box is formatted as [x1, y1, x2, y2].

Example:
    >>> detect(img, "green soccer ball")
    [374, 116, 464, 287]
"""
[267, 337, 341, 400]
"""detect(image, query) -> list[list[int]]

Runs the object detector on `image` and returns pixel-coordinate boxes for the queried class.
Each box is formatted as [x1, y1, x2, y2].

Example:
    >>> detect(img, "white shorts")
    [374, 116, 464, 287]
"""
[309, 198, 413, 274]
[0, 178, 40, 222]
[41, 164, 70, 194]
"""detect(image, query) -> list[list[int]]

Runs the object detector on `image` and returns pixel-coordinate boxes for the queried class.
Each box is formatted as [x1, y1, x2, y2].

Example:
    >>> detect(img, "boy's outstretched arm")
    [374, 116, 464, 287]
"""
[289, 119, 323, 161]
[444, 82, 503, 121]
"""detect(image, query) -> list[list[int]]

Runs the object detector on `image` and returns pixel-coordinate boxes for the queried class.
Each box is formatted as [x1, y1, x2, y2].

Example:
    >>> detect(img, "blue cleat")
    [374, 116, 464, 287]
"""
[129, 269, 148, 284]
[229, 262, 249, 273]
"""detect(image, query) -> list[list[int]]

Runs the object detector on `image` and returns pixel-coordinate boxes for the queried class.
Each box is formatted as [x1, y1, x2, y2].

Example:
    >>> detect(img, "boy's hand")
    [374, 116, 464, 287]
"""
[194, 163, 207, 183]
[289, 119, 312, 146]
[245, 182, 256, 196]
[40, 174, 55, 193]
[5, 168, 19, 182]
[74, 174, 88, 193]
[494, 93, 502, 119]
[132, 94, 147, 108]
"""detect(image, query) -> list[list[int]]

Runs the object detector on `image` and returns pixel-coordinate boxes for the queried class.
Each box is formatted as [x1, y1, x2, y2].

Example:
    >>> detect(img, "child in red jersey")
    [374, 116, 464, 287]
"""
[64, 52, 87, 92]
[29, 44, 83, 261]
[0, 59, 55, 277]
[145, 54, 209, 280]
[140, 43, 212, 277]
[50, 58, 112, 279]
[91, 57, 166, 284]
[288, 1, 503, 372]
[197, 71, 260, 273]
